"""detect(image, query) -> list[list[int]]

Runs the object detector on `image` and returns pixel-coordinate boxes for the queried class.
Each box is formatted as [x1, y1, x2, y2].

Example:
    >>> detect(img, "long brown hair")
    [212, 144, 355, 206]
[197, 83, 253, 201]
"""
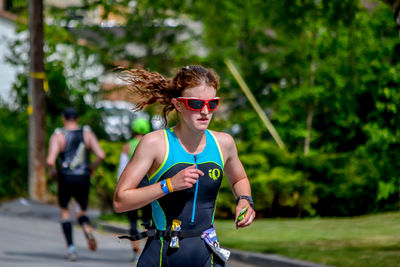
[121, 65, 220, 124]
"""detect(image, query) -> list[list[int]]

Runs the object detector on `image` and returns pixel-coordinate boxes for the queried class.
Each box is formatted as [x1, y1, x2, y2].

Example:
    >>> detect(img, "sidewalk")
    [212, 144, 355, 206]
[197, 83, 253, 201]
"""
[0, 198, 329, 267]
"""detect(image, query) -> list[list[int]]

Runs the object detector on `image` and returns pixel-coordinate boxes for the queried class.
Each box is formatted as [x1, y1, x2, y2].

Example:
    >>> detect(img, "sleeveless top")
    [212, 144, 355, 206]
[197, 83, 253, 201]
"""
[149, 128, 224, 232]
[57, 127, 90, 176]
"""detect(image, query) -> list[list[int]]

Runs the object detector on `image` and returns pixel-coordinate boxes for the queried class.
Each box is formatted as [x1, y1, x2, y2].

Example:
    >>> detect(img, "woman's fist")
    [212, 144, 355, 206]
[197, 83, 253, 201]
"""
[170, 165, 204, 191]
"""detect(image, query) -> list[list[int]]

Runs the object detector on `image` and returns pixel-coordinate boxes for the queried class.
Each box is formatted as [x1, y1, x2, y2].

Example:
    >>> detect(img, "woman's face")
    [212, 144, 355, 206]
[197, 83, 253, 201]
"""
[173, 85, 218, 132]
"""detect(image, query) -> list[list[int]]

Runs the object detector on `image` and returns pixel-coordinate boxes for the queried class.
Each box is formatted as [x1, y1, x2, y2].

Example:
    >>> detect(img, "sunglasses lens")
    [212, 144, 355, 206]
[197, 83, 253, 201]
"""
[208, 99, 219, 110]
[187, 99, 205, 110]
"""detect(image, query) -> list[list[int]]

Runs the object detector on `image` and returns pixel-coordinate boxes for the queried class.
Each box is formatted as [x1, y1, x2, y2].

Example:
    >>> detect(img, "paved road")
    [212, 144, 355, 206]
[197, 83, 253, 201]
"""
[0, 200, 258, 267]
[0, 213, 134, 267]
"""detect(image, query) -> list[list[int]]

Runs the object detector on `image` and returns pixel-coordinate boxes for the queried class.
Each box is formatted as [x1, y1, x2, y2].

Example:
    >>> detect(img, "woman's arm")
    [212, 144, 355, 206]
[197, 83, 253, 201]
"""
[113, 131, 164, 212]
[215, 131, 256, 228]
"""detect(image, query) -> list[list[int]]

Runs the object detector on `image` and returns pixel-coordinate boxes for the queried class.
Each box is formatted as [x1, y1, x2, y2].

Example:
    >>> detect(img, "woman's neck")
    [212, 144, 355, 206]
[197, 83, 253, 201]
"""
[174, 123, 206, 154]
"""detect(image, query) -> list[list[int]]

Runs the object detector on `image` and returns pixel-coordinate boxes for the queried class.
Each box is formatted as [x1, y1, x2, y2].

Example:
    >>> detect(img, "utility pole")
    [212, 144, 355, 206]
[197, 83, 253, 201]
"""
[28, 0, 46, 202]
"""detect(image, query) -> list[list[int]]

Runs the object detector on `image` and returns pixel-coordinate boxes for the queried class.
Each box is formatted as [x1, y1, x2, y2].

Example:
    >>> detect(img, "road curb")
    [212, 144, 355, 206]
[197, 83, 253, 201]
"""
[95, 221, 329, 267]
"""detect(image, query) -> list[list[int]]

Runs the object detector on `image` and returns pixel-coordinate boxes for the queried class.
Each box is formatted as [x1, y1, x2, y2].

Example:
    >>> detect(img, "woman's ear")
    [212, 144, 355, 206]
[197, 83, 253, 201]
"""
[172, 98, 183, 113]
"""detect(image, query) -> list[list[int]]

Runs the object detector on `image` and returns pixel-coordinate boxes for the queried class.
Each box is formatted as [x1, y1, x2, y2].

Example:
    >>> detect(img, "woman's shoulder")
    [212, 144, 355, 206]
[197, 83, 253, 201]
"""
[208, 130, 235, 148]
[140, 129, 166, 146]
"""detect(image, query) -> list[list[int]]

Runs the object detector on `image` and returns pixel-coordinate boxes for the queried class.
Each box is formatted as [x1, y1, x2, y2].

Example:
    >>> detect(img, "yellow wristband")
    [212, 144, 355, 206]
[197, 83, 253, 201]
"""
[166, 178, 173, 193]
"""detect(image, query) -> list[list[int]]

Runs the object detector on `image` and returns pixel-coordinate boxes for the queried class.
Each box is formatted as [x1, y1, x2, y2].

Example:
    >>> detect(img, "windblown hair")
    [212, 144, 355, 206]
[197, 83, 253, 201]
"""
[121, 65, 219, 124]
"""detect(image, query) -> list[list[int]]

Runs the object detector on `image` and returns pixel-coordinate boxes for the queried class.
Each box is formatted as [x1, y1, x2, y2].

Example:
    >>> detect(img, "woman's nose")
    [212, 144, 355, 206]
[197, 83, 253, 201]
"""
[200, 104, 209, 114]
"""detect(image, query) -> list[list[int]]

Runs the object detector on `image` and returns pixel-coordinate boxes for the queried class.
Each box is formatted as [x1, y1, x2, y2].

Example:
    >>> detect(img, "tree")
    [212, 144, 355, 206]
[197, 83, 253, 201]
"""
[382, 0, 400, 37]
[28, 0, 46, 202]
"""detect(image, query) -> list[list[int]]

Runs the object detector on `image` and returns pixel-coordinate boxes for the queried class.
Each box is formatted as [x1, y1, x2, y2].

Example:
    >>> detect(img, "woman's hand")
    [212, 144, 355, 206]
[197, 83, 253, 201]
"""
[170, 165, 204, 192]
[235, 199, 256, 229]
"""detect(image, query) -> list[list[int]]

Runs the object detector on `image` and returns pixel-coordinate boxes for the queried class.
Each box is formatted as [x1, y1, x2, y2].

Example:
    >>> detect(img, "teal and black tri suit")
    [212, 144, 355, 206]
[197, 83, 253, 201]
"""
[137, 128, 225, 267]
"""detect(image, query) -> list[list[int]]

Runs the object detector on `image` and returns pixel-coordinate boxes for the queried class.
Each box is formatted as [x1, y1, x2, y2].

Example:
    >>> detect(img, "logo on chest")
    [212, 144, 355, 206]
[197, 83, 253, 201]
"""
[208, 168, 221, 180]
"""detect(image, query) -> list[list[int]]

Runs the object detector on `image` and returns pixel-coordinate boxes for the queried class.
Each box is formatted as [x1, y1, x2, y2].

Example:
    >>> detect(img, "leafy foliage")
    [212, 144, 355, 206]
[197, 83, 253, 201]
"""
[0, 108, 28, 200]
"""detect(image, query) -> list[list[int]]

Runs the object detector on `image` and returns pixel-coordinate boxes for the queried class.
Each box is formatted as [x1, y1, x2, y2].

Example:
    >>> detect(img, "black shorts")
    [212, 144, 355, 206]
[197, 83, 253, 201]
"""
[58, 173, 90, 210]
[138, 236, 225, 267]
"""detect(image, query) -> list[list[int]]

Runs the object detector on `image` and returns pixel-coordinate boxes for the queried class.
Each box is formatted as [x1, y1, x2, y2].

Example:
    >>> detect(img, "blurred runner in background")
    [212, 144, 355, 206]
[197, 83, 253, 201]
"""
[46, 107, 105, 261]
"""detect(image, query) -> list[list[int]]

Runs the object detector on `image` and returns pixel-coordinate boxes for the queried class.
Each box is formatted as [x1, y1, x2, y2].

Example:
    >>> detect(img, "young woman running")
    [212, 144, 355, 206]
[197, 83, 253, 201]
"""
[114, 65, 255, 267]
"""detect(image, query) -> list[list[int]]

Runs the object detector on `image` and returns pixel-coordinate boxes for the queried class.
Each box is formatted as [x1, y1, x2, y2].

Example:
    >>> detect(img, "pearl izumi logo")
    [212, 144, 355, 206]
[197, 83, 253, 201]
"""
[208, 168, 221, 180]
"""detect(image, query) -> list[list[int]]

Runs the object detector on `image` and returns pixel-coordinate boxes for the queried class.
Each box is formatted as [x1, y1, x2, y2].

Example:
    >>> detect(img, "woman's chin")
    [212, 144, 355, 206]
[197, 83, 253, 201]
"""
[194, 122, 210, 131]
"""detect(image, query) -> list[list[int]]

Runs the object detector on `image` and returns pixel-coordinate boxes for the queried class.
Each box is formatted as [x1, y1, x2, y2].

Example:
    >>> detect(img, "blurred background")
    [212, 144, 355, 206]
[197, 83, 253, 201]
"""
[1, 0, 400, 266]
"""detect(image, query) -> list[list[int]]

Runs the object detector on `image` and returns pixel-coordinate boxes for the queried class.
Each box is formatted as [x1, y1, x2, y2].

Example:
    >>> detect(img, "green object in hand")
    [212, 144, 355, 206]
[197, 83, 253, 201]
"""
[237, 206, 249, 222]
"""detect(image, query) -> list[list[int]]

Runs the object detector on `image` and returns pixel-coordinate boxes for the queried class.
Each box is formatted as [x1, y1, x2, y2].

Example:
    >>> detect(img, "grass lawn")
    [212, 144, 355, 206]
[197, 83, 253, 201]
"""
[215, 212, 400, 267]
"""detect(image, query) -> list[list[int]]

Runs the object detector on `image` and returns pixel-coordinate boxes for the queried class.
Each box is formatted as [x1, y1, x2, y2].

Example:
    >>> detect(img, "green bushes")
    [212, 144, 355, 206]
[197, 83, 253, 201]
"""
[233, 141, 317, 217]
[234, 141, 318, 218]
[0, 108, 28, 200]
[216, 139, 383, 218]
[302, 153, 379, 216]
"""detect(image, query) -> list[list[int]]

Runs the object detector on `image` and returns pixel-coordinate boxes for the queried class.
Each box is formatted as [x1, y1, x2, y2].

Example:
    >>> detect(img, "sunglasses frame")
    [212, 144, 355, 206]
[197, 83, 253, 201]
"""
[176, 97, 220, 111]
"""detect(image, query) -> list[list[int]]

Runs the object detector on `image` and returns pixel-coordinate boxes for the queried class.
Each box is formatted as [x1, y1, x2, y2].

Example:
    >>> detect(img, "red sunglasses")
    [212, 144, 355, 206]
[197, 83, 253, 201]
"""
[177, 97, 220, 111]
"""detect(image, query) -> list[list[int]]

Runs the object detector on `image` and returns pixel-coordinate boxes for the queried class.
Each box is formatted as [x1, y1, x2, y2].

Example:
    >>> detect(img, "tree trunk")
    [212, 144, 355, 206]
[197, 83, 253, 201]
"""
[304, 10, 317, 156]
[28, 0, 47, 202]
[304, 107, 314, 156]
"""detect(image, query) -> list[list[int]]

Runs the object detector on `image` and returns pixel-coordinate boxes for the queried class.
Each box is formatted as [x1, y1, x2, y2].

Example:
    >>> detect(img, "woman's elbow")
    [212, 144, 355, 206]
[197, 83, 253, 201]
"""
[113, 194, 125, 213]
[113, 203, 120, 213]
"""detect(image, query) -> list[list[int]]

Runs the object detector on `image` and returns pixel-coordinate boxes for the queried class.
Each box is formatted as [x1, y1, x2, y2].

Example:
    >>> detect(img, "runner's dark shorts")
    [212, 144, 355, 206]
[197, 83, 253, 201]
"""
[58, 173, 90, 210]
[138, 236, 225, 267]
